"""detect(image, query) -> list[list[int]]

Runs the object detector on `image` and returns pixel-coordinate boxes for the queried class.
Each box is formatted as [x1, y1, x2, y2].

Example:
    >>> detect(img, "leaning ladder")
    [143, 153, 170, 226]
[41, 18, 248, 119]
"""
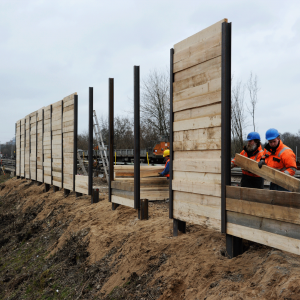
[93, 110, 109, 180]
[77, 151, 87, 176]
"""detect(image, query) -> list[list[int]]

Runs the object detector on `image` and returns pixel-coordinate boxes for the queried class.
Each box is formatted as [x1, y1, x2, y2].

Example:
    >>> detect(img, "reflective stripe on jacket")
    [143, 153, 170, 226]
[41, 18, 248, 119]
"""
[232, 145, 263, 177]
[262, 141, 297, 176]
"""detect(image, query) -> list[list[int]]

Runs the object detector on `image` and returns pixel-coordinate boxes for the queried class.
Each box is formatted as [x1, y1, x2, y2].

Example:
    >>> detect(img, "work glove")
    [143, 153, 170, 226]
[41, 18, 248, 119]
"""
[258, 160, 265, 169]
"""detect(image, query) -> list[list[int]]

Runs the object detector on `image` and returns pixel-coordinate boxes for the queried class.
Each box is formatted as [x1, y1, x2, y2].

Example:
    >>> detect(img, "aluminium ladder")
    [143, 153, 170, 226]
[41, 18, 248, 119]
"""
[93, 110, 109, 180]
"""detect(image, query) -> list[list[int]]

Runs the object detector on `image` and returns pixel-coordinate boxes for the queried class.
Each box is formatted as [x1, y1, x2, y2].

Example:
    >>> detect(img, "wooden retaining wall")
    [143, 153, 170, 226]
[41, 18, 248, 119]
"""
[226, 186, 300, 255]
[171, 19, 227, 231]
[15, 93, 88, 194]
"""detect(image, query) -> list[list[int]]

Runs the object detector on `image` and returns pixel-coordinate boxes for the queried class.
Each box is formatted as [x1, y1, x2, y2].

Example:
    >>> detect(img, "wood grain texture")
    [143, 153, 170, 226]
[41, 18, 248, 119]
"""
[173, 115, 221, 132]
[227, 211, 300, 240]
[226, 186, 300, 209]
[173, 159, 221, 173]
[174, 19, 226, 53]
[173, 180, 221, 197]
[227, 222, 300, 256]
[111, 195, 134, 208]
[226, 198, 300, 225]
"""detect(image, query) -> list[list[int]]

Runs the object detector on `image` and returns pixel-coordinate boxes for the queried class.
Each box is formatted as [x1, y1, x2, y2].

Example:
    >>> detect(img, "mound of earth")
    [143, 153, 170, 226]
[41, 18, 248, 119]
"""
[0, 176, 300, 299]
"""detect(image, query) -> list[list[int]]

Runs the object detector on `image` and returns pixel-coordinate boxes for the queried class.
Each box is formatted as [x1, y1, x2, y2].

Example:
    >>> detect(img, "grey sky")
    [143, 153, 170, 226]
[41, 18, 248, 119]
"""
[1, 0, 300, 146]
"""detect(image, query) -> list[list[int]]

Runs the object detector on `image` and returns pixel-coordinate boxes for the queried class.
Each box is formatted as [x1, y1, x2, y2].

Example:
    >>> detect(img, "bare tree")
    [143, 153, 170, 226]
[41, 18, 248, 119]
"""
[231, 79, 247, 155]
[246, 72, 259, 132]
[140, 69, 170, 138]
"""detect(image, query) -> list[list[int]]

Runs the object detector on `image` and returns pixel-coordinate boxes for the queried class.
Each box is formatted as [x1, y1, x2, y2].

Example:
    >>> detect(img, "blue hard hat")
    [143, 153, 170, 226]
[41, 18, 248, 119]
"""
[265, 128, 280, 140]
[246, 132, 260, 141]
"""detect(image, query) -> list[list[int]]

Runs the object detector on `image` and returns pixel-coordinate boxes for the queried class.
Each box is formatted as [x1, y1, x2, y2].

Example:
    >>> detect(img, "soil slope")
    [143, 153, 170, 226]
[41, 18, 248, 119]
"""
[1, 177, 300, 299]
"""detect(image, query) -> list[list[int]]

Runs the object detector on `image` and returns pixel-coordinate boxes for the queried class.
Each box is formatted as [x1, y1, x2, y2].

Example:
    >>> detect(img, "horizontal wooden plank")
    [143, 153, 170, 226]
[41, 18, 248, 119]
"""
[173, 180, 221, 197]
[227, 211, 300, 240]
[111, 188, 134, 200]
[173, 149, 221, 160]
[227, 223, 300, 256]
[174, 190, 221, 206]
[53, 180, 62, 188]
[111, 181, 134, 192]
[173, 64, 221, 95]
[174, 19, 226, 53]
[173, 171, 221, 184]
[174, 44, 221, 73]
[63, 104, 74, 113]
[173, 139, 221, 151]
[173, 208, 220, 231]
[235, 154, 300, 192]
[173, 114, 220, 132]
[173, 159, 221, 173]
[141, 190, 169, 200]
[75, 186, 88, 195]
[226, 186, 300, 209]
[174, 32, 221, 64]
[226, 198, 300, 226]
[111, 195, 134, 208]
[174, 103, 221, 123]
[174, 78, 221, 103]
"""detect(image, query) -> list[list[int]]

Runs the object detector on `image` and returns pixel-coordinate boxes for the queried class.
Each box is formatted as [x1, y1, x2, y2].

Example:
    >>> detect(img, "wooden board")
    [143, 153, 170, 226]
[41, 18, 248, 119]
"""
[235, 154, 300, 192]
[173, 115, 221, 132]
[174, 19, 227, 53]
[226, 186, 300, 209]
[173, 180, 221, 197]
[227, 222, 300, 256]
[173, 159, 221, 173]
[226, 198, 300, 225]
[111, 195, 134, 208]
[227, 211, 300, 240]
[75, 175, 88, 194]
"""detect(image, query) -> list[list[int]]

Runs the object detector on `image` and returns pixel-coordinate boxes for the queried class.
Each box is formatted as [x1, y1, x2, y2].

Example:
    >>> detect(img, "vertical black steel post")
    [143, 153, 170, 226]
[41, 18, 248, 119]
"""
[15, 123, 17, 176]
[42, 109, 44, 183]
[35, 112, 38, 181]
[140, 199, 148, 220]
[169, 48, 174, 219]
[88, 88, 93, 199]
[221, 22, 232, 233]
[19, 120, 21, 178]
[61, 101, 63, 190]
[73, 95, 78, 192]
[222, 22, 241, 258]
[134, 66, 140, 213]
[108, 78, 114, 203]
[50, 105, 52, 185]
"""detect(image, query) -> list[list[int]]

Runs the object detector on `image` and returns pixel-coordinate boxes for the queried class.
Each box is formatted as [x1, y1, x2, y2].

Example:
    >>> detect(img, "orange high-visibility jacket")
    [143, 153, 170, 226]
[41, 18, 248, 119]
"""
[262, 140, 297, 176]
[232, 145, 263, 177]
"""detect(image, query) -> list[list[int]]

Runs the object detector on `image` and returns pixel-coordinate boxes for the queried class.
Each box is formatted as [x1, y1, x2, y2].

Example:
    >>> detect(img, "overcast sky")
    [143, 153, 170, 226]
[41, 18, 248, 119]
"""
[1, 0, 300, 147]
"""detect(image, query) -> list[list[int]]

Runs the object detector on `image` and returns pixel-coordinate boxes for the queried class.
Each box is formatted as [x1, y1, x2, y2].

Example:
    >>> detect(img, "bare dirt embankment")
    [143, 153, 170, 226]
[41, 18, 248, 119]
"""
[1, 177, 300, 299]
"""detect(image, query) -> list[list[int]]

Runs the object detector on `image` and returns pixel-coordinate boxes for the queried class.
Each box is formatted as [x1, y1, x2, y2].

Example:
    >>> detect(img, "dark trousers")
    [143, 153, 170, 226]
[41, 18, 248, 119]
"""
[241, 174, 264, 189]
[270, 182, 290, 192]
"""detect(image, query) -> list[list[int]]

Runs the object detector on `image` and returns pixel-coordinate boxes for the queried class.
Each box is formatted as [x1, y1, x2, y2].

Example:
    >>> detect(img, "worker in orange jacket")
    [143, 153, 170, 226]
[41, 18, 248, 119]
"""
[159, 149, 170, 178]
[231, 132, 264, 189]
[258, 128, 297, 191]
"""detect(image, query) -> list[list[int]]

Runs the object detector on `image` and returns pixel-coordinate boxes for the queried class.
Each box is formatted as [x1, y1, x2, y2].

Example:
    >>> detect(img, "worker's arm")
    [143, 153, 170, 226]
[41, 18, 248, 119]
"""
[281, 150, 297, 176]
[160, 161, 170, 176]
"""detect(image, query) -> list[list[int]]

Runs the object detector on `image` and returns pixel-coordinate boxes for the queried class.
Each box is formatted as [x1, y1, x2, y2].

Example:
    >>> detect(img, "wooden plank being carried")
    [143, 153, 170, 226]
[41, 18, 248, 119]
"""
[227, 222, 300, 256]
[234, 154, 300, 192]
[226, 198, 300, 225]
[226, 186, 300, 209]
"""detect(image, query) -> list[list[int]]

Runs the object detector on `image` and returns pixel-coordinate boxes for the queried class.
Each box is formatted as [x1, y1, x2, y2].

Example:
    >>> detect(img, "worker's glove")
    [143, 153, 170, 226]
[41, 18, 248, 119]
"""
[258, 160, 265, 169]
